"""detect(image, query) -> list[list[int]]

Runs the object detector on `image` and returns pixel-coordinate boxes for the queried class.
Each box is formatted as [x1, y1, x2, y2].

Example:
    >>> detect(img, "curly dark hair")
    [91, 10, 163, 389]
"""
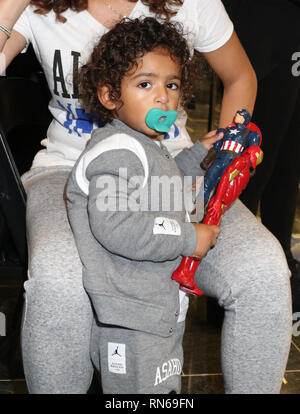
[79, 17, 202, 123]
[29, 0, 184, 22]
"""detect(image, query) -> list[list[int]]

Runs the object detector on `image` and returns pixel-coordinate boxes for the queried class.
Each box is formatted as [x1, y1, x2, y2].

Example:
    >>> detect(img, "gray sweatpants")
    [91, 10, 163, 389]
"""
[21, 166, 292, 394]
[91, 319, 185, 394]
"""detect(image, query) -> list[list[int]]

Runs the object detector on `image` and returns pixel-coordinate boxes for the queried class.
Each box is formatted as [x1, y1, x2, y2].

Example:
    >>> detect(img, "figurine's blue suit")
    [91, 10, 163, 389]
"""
[204, 109, 261, 204]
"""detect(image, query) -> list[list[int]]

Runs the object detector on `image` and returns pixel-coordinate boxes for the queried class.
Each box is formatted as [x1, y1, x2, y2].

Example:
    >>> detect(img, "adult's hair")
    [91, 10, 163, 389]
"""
[79, 17, 202, 123]
[29, 0, 184, 22]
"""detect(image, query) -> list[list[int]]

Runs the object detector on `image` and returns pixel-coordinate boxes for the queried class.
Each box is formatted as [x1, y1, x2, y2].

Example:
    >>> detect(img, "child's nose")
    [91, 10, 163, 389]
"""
[155, 86, 168, 105]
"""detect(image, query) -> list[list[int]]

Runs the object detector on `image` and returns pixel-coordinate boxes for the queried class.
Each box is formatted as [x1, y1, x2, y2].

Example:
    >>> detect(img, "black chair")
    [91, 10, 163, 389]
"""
[0, 76, 51, 379]
[0, 76, 51, 265]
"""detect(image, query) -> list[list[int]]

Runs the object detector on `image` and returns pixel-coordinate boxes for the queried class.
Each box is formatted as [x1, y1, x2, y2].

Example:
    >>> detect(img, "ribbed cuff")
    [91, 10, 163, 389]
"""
[192, 140, 209, 160]
[181, 222, 197, 257]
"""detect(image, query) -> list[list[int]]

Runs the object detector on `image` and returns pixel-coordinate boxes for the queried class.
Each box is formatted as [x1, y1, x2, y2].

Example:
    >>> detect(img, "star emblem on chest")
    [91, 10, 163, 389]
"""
[230, 128, 239, 136]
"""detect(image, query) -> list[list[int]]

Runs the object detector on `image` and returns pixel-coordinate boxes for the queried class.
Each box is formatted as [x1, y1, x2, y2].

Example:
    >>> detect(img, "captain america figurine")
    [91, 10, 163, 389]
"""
[203, 109, 262, 204]
[172, 144, 264, 296]
[171, 109, 263, 296]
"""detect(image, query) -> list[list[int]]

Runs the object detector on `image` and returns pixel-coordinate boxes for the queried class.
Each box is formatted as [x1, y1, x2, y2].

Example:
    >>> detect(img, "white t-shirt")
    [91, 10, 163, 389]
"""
[13, 0, 233, 168]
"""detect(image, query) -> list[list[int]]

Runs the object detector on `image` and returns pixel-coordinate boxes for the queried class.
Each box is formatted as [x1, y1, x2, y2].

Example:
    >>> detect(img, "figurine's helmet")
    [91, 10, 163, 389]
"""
[236, 109, 251, 126]
[243, 145, 263, 169]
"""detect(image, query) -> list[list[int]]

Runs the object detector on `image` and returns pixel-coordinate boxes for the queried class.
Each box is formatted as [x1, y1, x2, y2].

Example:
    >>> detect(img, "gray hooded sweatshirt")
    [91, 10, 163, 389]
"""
[66, 119, 207, 338]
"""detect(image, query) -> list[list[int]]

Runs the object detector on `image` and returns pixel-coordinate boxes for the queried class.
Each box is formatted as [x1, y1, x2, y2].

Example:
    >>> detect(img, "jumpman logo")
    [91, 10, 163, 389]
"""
[112, 346, 122, 357]
[156, 220, 166, 230]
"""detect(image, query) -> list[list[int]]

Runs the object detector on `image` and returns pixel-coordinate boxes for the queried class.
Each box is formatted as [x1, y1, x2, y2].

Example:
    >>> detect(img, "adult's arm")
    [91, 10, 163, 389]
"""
[202, 31, 257, 128]
[0, 0, 29, 72]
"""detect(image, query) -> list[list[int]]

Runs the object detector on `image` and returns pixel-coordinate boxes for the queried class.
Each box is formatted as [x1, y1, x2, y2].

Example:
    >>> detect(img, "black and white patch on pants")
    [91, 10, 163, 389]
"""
[90, 319, 185, 394]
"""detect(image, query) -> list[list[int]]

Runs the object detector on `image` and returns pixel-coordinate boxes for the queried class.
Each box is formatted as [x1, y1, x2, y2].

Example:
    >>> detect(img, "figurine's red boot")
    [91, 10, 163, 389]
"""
[179, 282, 203, 296]
[171, 256, 200, 289]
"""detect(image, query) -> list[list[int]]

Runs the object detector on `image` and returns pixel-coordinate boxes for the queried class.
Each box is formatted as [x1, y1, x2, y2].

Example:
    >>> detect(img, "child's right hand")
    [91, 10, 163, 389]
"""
[191, 223, 220, 260]
[199, 129, 224, 150]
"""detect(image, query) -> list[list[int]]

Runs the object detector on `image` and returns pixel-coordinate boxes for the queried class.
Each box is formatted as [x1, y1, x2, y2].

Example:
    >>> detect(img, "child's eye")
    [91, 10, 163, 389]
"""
[167, 83, 180, 90]
[138, 82, 151, 89]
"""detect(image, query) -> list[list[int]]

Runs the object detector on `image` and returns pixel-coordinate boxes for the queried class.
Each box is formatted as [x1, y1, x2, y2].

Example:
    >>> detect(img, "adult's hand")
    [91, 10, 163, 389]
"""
[0, 0, 30, 72]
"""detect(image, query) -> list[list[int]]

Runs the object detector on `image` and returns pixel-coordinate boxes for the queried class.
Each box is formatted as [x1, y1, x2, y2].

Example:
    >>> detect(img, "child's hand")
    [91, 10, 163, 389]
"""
[191, 223, 220, 259]
[199, 130, 224, 150]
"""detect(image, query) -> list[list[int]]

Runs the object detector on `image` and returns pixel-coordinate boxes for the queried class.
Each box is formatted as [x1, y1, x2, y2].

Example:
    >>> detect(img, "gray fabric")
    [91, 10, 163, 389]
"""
[67, 120, 207, 337]
[22, 166, 292, 394]
[195, 200, 292, 394]
[21, 167, 94, 394]
[91, 319, 185, 394]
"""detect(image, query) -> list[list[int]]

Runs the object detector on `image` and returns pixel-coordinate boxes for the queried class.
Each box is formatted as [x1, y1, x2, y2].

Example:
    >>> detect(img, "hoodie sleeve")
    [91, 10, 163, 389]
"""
[174, 140, 208, 181]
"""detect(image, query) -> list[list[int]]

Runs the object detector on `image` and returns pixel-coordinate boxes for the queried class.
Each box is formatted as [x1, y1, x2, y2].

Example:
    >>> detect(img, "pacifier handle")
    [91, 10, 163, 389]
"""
[145, 108, 178, 133]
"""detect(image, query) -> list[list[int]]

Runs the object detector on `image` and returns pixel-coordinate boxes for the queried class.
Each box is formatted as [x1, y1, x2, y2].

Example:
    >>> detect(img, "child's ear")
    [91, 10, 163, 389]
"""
[97, 85, 117, 110]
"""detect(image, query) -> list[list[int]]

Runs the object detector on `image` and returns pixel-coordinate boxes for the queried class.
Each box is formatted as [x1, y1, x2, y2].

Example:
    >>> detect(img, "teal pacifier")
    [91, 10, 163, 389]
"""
[145, 108, 178, 133]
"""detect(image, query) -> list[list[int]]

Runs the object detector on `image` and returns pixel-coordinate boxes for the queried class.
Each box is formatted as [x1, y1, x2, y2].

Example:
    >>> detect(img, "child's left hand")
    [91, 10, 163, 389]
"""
[199, 129, 224, 150]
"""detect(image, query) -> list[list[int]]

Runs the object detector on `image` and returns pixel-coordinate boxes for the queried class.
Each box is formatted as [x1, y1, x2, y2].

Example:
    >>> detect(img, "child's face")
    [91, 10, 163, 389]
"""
[114, 47, 182, 138]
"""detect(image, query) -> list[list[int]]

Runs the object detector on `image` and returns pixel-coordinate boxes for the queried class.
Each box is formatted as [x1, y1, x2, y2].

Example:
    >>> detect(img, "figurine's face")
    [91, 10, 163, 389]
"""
[103, 47, 182, 139]
[234, 113, 245, 124]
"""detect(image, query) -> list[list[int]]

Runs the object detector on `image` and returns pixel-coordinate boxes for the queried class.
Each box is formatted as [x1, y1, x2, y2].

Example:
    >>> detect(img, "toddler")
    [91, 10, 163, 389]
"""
[66, 17, 220, 394]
